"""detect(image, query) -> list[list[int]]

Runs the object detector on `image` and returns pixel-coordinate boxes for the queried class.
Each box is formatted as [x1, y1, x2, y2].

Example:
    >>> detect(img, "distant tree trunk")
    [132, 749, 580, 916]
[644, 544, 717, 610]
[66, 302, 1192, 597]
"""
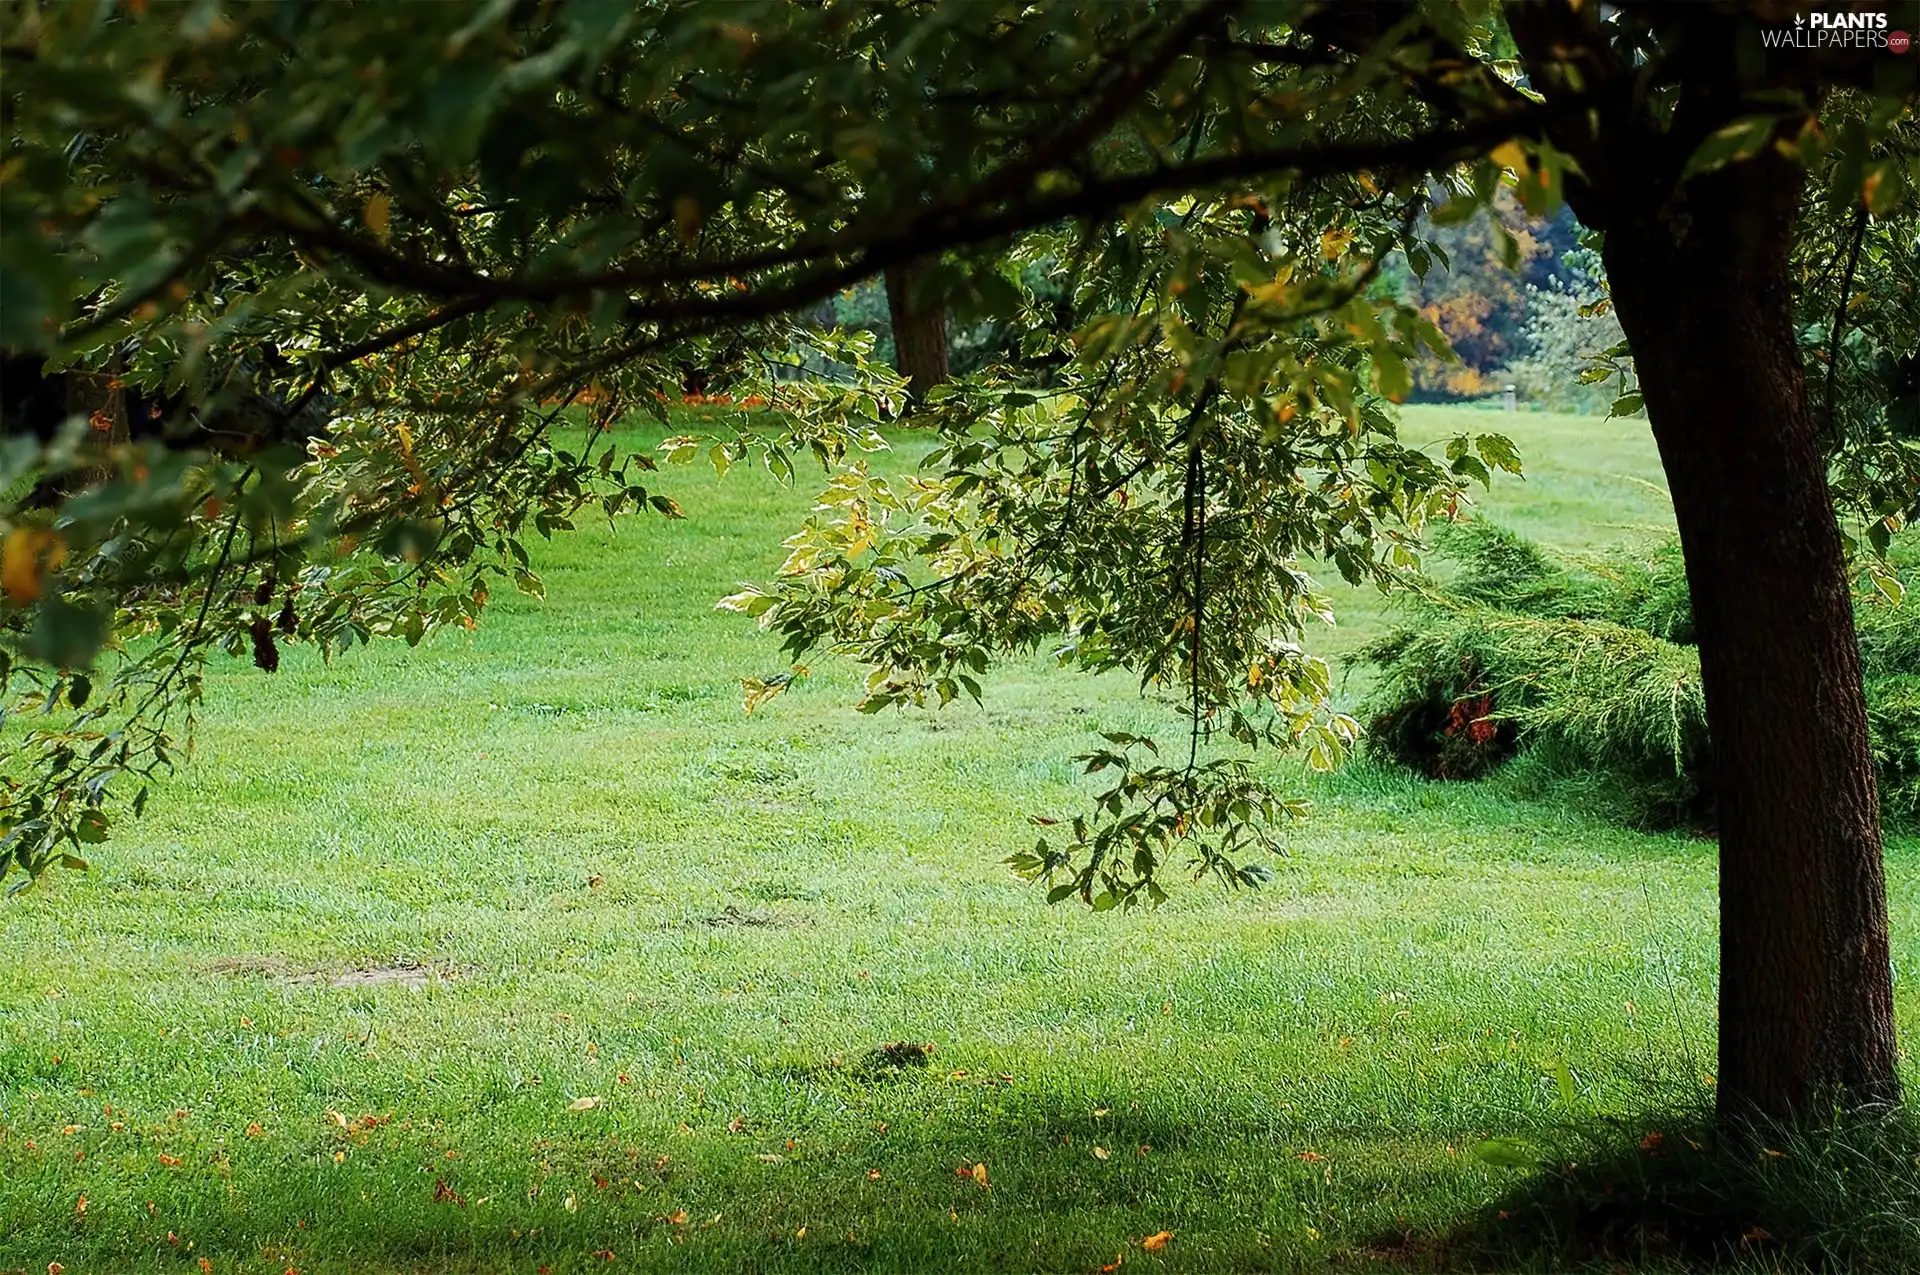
[1602, 151, 1900, 1121]
[883, 259, 949, 402]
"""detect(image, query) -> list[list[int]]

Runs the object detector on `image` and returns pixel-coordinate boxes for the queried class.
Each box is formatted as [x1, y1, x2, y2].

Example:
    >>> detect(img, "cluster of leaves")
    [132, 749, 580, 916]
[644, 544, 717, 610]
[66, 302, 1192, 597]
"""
[1358, 520, 1919, 828]
[723, 190, 1525, 906]
[2, 0, 921, 884]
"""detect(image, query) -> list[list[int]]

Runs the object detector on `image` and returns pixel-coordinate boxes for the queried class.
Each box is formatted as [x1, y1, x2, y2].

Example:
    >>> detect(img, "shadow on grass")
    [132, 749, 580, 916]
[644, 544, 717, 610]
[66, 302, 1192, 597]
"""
[21, 1072, 1920, 1273]
[1400, 1104, 1920, 1273]
[13, 1091, 1473, 1274]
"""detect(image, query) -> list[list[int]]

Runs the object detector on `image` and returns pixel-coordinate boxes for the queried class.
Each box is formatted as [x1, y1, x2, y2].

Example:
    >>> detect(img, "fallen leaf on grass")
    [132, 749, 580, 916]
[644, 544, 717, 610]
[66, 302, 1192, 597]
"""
[591, 1250, 615, 1262]
[1297, 1151, 1324, 1163]
[434, 1179, 466, 1207]
[158, 1154, 182, 1167]
[568, 1096, 602, 1111]
[74, 1195, 86, 1215]
[866, 1169, 882, 1181]
[971, 1161, 989, 1189]
[1092, 1146, 1110, 1161]
[564, 1191, 578, 1213]
[1142, 1230, 1173, 1252]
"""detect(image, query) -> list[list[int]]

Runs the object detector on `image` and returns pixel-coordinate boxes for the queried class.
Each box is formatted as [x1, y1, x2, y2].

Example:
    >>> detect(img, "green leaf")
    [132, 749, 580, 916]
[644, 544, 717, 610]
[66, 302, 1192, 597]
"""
[1471, 1137, 1541, 1169]
[1549, 1055, 1577, 1107]
[1474, 434, 1523, 475]
[1681, 115, 1781, 180]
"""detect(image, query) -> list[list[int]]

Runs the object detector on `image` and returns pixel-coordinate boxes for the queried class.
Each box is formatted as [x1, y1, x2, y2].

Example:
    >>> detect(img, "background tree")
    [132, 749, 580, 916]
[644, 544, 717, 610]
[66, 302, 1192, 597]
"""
[3, 0, 1915, 1124]
[883, 259, 951, 399]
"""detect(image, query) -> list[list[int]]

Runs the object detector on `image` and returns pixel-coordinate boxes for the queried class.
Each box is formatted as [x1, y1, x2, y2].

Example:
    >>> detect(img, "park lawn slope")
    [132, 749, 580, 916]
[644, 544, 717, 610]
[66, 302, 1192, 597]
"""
[2, 406, 1915, 1274]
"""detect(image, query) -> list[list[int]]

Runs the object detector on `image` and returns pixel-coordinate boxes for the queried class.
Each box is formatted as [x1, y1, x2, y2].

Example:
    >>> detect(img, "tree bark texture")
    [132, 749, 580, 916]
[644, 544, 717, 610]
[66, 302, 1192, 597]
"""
[1601, 151, 1900, 1119]
[883, 259, 950, 401]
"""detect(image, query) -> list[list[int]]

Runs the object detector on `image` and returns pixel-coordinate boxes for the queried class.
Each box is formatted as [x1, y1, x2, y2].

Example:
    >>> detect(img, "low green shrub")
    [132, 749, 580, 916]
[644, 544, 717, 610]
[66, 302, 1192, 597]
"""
[1357, 521, 1916, 828]
[1360, 599, 1713, 826]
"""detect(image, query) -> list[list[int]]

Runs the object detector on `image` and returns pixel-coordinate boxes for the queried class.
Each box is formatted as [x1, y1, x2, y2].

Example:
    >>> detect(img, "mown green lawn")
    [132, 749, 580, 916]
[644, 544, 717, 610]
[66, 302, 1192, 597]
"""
[3, 406, 1915, 1274]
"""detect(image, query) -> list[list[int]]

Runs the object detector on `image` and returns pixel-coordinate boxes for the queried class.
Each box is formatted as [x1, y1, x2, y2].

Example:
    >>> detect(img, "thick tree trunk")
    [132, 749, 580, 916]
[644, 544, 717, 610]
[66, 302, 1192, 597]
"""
[1602, 153, 1900, 1120]
[883, 259, 949, 402]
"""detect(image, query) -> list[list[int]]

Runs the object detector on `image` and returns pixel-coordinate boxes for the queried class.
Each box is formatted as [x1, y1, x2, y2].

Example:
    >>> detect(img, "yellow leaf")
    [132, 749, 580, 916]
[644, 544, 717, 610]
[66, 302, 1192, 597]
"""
[2, 528, 65, 604]
[1490, 141, 1528, 171]
[568, 1096, 602, 1111]
[1142, 1230, 1173, 1251]
[324, 1110, 348, 1129]
[794, 1227, 807, 1240]
[564, 1190, 578, 1213]
[363, 192, 390, 242]
[1092, 1146, 1110, 1160]
[971, 1161, 989, 1189]
[674, 194, 703, 242]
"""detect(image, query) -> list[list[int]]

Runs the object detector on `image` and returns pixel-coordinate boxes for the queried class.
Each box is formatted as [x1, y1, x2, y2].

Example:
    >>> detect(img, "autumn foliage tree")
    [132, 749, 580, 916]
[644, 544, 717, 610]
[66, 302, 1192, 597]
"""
[2, 0, 1915, 1124]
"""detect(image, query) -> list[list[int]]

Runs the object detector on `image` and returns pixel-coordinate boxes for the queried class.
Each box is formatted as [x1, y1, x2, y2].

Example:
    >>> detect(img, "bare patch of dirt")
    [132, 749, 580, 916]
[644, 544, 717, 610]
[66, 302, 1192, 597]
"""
[206, 954, 297, 978]
[698, 904, 807, 929]
[317, 961, 445, 989]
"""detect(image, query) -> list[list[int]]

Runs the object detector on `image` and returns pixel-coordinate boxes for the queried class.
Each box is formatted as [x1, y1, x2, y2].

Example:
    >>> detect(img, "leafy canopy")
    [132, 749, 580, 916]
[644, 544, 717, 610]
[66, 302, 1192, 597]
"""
[1, 0, 1913, 902]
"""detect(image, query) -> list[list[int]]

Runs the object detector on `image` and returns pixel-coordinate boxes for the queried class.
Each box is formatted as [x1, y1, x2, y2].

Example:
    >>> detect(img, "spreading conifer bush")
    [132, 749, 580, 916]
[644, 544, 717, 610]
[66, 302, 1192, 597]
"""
[1357, 521, 1916, 828]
